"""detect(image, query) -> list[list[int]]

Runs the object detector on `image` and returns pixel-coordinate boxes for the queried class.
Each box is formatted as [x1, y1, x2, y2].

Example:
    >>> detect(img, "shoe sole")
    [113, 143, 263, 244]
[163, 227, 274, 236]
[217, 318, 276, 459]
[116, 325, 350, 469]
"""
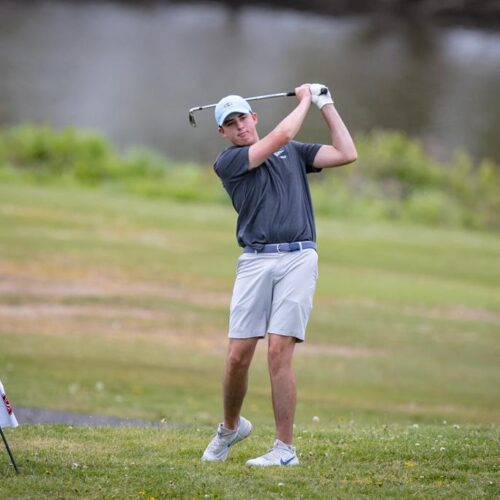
[246, 459, 299, 467]
[246, 453, 299, 466]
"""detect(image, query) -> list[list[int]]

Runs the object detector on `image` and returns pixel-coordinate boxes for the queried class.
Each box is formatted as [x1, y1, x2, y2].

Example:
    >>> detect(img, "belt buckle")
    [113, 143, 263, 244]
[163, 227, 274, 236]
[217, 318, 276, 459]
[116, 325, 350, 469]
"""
[276, 243, 284, 253]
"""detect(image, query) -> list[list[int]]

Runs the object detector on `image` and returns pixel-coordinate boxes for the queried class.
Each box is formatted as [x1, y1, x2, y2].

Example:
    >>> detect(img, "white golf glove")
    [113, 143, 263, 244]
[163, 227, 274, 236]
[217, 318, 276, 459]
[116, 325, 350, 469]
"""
[310, 83, 334, 109]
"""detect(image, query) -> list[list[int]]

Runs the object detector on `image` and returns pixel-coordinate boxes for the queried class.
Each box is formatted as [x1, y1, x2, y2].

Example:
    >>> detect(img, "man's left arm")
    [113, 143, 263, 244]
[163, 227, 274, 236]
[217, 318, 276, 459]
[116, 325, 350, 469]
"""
[310, 85, 357, 169]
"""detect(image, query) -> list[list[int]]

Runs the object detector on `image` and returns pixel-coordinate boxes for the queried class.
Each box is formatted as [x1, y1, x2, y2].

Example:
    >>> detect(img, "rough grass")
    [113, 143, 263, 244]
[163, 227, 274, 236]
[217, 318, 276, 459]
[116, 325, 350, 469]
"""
[0, 182, 499, 497]
[1, 424, 498, 498]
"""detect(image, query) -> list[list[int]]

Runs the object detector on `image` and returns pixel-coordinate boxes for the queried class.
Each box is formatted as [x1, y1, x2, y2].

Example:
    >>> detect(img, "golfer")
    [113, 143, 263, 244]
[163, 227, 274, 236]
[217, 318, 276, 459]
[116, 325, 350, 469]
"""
[202, 83, 357, 466]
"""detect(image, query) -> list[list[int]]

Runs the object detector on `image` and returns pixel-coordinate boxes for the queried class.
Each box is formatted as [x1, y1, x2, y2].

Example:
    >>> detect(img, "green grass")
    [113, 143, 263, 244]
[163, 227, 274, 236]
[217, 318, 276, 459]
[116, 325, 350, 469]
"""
[2, 124, 499, 231]
[0, 181, 499, 497]
[1, 425, 498, 498]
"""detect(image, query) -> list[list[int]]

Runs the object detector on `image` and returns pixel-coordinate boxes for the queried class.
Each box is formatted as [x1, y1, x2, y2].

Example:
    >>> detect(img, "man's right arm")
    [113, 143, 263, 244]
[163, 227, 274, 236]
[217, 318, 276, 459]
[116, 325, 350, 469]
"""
[248, 84, 312, 169]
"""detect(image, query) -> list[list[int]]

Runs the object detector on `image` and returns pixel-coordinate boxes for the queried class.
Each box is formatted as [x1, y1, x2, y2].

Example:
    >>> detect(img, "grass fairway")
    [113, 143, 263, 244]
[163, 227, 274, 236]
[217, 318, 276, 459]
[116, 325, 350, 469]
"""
[1, 424, 498, 498]
[0, 182, 499, 497]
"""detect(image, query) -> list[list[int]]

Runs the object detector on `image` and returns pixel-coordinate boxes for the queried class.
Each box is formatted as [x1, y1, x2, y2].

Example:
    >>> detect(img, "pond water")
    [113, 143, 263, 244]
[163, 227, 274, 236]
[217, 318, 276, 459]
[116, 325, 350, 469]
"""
[1, 1, 499, 163]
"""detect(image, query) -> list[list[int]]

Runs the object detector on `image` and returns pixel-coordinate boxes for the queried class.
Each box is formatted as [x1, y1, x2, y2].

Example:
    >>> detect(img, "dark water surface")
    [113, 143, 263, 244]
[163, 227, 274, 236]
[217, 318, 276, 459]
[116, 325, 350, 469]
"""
[1, 0, 499, 163]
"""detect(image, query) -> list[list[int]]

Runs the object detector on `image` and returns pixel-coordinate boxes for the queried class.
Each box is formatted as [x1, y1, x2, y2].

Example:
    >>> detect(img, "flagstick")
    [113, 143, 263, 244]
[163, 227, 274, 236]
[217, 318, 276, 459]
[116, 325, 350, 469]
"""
[0, 426, 19, 473]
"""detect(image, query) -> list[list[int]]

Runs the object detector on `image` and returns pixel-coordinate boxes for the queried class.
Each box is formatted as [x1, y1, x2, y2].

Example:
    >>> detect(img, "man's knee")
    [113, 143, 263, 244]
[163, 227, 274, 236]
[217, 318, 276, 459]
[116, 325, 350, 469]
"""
[268, 335, 295, 373]
[226, 340, 256, 372]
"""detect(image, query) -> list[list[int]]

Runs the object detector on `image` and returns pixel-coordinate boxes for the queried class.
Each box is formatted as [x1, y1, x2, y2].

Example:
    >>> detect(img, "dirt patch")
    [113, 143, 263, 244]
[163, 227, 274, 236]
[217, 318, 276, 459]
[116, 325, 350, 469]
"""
[0, 270, 229, 307]
[407, 306, 500, 323]
[0, 303, 171, 320]
[5, 265, 492, 363]
[0, 268, 225, 355]
[298, 343, 384, 358]
[326, 298, 500, 323]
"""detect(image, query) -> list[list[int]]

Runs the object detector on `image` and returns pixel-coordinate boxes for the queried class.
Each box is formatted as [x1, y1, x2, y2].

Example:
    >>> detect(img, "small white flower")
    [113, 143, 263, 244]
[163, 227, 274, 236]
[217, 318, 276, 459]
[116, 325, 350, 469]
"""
[453, 424, 460, 429]
[312, 416, 320, 423]
[440, 447, 446, 452]
[278, 482, 284, 487]
[95, 381, 105, 391]
[71, 462, 79, 469]
[412, 424, 419, 429]
[442, 420, 447, 424]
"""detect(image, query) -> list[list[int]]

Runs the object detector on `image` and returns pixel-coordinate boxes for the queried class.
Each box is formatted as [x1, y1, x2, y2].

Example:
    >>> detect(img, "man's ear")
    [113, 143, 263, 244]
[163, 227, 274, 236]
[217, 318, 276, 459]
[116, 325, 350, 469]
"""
[218, 126, 226, 138]
[252, 112, 258, 125]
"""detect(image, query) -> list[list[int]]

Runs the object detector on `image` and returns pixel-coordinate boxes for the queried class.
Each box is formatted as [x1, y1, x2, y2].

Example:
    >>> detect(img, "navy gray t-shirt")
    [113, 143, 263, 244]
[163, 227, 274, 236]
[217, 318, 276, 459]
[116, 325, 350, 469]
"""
[214, 141, 322, 250]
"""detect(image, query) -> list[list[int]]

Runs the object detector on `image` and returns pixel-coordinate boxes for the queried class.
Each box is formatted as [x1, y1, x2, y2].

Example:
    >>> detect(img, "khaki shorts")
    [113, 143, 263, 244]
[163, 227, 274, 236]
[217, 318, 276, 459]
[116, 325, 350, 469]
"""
[228, 248, 318, 342]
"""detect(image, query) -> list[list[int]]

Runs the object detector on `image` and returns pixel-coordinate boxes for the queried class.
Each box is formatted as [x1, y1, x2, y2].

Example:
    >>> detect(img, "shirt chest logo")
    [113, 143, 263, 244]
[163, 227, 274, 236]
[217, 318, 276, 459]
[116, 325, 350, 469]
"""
[273, 148, 287, 159]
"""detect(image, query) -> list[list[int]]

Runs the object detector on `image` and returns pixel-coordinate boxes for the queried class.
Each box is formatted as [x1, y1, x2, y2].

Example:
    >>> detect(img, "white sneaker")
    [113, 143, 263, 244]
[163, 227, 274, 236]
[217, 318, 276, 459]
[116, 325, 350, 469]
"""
[201, 416, 252, 461]
[246, 439, 299, 466]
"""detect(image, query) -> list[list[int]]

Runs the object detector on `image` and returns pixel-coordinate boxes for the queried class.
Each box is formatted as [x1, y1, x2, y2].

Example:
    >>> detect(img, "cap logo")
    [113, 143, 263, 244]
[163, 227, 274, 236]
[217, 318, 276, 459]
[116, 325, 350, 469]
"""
[215, 96, 251, 126]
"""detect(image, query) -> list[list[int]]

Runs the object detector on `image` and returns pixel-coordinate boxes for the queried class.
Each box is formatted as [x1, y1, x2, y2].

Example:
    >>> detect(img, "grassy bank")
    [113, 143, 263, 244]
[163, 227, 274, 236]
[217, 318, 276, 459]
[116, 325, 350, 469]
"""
[1, 124, 499, 231]
[0, 177, 499, 496]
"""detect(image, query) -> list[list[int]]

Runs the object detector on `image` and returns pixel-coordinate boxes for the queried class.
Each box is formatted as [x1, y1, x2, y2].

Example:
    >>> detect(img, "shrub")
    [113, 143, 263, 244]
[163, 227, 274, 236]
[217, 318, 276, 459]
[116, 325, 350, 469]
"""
[0, 124, 498, 231]
[402, 190, 463, 227]
[0, 125, 113, 175]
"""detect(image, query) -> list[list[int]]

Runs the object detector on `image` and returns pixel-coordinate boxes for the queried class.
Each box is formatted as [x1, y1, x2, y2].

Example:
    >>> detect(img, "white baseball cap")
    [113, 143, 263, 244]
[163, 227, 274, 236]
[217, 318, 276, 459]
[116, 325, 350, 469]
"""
[215, 95, 252, 127]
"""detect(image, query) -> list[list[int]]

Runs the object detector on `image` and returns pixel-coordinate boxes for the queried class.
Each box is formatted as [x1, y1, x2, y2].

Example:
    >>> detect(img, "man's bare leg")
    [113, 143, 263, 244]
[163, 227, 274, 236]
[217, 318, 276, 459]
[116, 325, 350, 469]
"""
[267, 333, 297, 444]
[223, 337, 259, 430]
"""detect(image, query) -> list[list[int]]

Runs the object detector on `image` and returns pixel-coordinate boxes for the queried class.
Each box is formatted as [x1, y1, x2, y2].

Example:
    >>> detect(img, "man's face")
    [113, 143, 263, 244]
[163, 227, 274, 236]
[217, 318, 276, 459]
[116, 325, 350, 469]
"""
[218, 112, 259, 146]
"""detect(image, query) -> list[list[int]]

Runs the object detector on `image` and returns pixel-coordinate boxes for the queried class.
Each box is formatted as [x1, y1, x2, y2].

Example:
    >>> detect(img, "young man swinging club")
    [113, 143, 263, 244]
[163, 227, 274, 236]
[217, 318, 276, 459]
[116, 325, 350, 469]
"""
[202, 83, 357, 466]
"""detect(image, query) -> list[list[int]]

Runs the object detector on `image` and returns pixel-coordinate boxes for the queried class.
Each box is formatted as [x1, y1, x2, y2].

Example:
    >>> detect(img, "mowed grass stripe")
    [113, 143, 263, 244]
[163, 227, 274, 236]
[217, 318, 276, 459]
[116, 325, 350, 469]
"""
[0, 182, 499, 496]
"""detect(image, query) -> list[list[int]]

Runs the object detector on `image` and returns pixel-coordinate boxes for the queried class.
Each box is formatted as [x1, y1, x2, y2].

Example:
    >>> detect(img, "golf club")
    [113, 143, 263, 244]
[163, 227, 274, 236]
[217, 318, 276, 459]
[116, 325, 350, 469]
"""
[188, 87, 328, 127]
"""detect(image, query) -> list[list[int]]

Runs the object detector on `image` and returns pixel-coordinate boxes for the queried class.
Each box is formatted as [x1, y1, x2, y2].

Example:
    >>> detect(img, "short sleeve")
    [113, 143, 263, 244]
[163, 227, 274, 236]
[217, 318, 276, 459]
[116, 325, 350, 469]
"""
[213, 146, 250, 182]
[291, 141, 322, 173]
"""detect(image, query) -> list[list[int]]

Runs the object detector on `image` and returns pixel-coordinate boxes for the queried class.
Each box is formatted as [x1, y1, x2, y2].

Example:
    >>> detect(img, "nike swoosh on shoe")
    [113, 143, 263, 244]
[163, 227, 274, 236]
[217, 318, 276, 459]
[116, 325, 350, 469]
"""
[280, 456, 296, 466]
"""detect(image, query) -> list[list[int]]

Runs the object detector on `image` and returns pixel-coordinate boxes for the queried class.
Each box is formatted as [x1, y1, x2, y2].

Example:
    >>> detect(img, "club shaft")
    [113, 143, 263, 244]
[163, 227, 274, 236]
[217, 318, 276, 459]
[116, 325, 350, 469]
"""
[188, 87, 326, 126]
[189, 92, 294, 114]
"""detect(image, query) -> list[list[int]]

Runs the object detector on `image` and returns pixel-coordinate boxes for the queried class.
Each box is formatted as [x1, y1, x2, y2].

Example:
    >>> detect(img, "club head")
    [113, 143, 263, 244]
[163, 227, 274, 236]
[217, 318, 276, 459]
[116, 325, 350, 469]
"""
[189, 111, 197, 127]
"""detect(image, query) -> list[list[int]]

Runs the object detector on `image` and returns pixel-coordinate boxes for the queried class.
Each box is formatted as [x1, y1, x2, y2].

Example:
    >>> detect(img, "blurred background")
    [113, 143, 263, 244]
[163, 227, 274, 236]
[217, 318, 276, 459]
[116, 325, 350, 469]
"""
[1, 0, 500, 164]
[1, 4, 499, 495]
